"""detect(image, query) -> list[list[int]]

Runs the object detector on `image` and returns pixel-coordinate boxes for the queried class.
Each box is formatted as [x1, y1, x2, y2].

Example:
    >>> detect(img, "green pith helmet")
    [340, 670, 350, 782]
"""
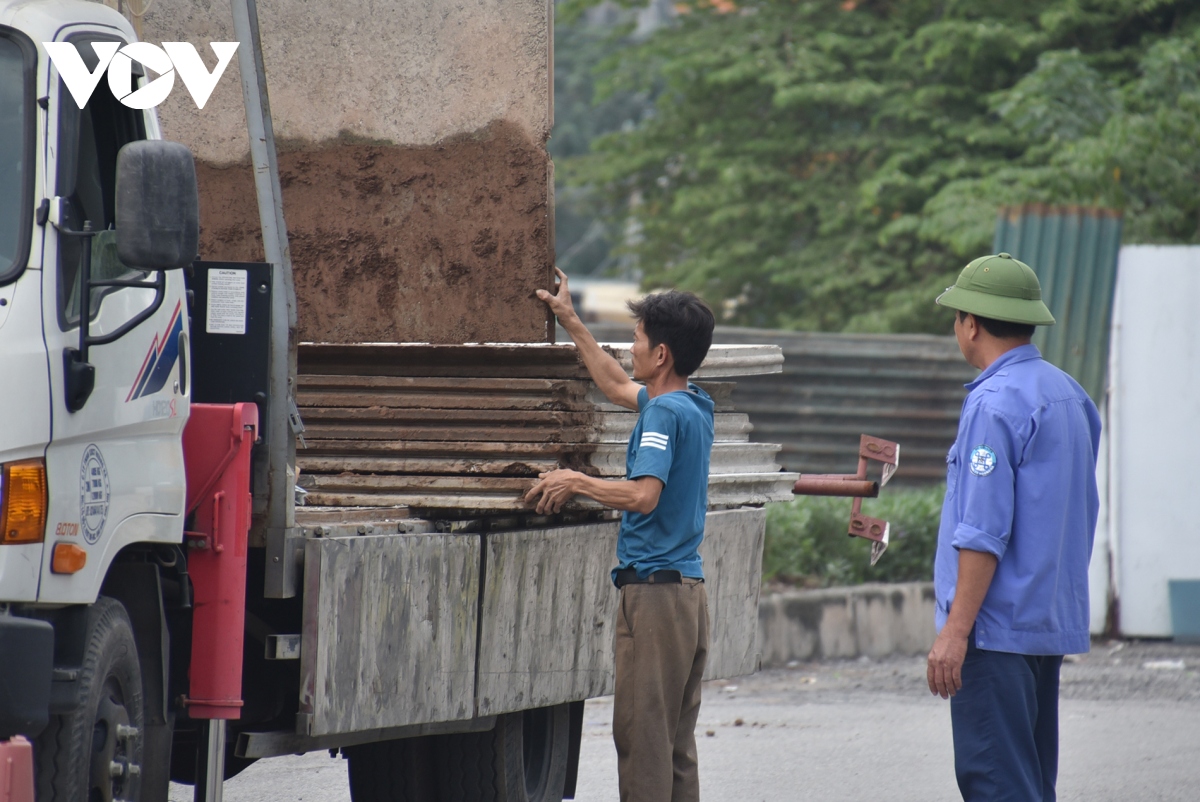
[935, 253, 1056, 326]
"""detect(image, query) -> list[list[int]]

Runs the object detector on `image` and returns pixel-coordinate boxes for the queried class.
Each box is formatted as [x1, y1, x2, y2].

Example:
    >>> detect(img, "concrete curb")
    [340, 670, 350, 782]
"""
[757, 582, 937, 668]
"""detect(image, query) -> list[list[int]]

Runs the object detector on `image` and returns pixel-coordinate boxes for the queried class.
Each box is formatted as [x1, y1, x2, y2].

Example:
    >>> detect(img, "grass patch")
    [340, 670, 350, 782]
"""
[763, 484, 946, 587]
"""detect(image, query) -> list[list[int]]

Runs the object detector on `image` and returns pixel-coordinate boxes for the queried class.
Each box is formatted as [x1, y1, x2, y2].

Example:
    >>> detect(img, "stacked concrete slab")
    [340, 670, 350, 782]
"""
[293, 343, 798, 514]
[143, 0, 555, 344]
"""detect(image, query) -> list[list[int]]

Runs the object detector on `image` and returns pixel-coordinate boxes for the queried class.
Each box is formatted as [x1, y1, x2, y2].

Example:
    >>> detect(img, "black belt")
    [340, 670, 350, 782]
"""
[615, 568, 682, 587]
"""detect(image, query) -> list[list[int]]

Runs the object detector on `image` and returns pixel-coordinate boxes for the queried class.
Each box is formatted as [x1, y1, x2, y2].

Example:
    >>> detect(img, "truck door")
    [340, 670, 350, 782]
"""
[39, 32, 190, 603]
[0, 27, 50, 603]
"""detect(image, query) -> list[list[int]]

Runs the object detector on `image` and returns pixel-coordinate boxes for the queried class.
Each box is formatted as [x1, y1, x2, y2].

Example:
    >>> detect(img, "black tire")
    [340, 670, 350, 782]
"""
[436, 704, 570, 802]
[510, 705, 570, 802]
[347, 704, 570, 802]
[35, 597, 145, 802]
[347, 735, 434, 802]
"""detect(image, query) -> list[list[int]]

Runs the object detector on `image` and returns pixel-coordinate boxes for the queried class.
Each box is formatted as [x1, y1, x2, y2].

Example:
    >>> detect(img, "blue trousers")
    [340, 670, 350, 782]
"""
[950, 631, 1064, 802]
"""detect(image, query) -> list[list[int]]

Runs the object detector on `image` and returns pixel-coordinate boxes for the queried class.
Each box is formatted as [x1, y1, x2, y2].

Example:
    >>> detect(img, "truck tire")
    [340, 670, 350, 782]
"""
[512, 705, 571, 802]
[346, 736, 433, 801]
[35, 597, 145, 802]
[438, 704, 570, 802]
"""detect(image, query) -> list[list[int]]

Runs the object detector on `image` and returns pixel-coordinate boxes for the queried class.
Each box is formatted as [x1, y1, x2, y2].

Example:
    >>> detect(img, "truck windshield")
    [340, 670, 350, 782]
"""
[0, 33, 32, 282]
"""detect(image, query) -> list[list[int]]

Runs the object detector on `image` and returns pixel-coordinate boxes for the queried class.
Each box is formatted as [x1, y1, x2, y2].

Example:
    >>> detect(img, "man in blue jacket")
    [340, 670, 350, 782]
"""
[527, 268, 715, 802]
[928, 253, 1102, 801]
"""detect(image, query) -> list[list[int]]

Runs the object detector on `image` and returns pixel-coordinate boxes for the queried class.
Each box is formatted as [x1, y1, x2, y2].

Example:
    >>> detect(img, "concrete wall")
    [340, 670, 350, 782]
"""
[757, 583, 937, 667]
[141, 0, 554, 344]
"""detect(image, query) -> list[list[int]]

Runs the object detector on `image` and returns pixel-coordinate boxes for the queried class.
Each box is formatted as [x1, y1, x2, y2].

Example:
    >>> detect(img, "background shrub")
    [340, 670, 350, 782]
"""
[762, 484, 946, 587]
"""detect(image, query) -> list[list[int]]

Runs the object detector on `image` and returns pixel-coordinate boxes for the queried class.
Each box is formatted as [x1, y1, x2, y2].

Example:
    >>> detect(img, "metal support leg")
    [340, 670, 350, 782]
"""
[194, 721, 226, 802]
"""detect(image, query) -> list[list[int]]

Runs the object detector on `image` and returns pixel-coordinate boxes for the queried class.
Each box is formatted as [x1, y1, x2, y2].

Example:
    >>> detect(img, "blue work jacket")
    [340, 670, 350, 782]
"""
[935, 344, 1101, 655]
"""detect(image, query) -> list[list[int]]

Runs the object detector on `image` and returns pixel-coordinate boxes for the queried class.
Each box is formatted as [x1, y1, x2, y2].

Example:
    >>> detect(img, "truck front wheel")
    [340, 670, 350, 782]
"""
[35, 597, 145, 802]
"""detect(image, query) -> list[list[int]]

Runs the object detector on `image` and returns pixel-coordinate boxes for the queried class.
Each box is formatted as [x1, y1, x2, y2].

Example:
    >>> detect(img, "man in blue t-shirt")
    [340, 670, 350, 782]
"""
[527, 268, 715, 802]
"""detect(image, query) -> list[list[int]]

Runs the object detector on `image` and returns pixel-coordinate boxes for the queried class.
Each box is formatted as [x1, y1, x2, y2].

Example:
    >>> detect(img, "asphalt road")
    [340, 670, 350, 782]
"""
[169, 641, 1200, 801]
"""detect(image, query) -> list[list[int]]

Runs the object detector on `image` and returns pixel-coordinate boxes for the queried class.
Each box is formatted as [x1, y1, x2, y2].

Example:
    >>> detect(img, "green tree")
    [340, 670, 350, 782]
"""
[763, 484, 946, 586]
[551, 6, 658, 276]
[562, 0, 1200, 332]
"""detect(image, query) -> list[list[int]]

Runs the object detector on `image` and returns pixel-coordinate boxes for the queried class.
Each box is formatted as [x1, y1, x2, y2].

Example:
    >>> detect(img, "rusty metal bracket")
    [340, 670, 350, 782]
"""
[793, 435, 900, 565]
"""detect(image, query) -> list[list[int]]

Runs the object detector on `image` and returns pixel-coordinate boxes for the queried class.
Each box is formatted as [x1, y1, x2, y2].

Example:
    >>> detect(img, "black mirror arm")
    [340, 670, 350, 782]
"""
[58, 221, 96, 412]
[88, 277, 163, 289]
[85, 273, 165, 348]
[58, 221, 170, 411]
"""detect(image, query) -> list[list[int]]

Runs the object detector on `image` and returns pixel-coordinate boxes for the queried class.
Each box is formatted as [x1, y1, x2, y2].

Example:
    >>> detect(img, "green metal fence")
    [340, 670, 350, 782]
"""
[993, 205, 1123, 403]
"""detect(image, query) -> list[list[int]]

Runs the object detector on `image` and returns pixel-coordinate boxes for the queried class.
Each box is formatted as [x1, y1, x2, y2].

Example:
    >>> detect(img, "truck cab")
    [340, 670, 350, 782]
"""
[0, 0, 190, 602]
[1, 2, 197, 798]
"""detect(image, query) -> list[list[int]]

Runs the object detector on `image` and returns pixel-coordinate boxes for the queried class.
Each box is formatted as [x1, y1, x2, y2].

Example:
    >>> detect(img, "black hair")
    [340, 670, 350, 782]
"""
[957, 310, 1035, 340]
[627, 290, 715, 377]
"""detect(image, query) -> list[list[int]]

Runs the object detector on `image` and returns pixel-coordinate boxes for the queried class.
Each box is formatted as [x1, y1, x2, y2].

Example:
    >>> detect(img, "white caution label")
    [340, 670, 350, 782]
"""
[206, 268, 248, 335]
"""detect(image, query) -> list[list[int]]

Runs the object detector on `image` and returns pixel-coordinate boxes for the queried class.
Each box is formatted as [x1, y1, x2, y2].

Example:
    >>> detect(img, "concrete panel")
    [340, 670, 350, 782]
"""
[142, 1, 554, 344]
[143, 0, 552, 164]
[299, 532, 480, 735]
[699, 507, 767, 680]
[477, 522, 621, 716]
[477, 509, 767, 716]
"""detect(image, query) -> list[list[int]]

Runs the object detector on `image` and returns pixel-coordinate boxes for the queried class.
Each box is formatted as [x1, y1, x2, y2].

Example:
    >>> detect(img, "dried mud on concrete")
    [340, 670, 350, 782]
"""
[194, 120, 554, 345]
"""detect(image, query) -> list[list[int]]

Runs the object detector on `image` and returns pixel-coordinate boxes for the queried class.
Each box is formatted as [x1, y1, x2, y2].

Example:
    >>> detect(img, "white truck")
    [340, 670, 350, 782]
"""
[0, 2, 794, 801]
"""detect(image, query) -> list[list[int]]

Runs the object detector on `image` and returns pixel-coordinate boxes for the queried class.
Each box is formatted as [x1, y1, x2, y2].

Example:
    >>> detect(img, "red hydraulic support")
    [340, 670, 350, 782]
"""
[0, 736, 34, 802]
[181, 403, 258, 719]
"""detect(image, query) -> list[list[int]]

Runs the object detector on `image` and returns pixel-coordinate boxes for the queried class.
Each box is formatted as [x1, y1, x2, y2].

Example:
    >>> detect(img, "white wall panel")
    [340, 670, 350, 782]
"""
[1109, 246, 1200, 636]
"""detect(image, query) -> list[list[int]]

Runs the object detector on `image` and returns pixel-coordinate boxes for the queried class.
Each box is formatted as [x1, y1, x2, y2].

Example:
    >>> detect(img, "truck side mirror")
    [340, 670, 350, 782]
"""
[115, 140, 199, 270]
[60, 140, 197, 412]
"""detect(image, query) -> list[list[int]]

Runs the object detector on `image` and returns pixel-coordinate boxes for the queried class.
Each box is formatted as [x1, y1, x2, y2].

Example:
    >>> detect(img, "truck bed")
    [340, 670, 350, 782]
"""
[236, 342, 795, 759]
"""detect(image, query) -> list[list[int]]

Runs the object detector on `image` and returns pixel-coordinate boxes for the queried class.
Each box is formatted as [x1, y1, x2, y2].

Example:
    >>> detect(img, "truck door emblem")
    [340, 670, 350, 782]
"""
[127, 301, 184, 402]
[79, 445, 111, 545]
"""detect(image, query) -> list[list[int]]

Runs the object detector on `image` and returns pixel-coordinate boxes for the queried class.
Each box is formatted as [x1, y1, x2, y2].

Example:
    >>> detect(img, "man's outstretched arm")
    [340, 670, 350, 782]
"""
[537, 267, 640, 411]
[524, 470, 663, 515]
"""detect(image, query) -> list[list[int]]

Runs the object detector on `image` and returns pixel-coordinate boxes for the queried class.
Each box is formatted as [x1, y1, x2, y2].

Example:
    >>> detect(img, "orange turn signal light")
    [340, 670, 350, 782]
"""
[0, 459, 48, 545]
[51, 542, 87, 574]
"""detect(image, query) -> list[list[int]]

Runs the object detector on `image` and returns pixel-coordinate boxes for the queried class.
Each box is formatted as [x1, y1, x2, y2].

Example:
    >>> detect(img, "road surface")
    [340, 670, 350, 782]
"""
[169, 640, 1200, 801]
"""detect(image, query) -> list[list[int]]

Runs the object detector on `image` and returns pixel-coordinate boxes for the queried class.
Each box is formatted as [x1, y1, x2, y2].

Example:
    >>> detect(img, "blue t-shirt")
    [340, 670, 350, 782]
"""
[935, 344, 1101, 655]
[612, 384, 715, 583]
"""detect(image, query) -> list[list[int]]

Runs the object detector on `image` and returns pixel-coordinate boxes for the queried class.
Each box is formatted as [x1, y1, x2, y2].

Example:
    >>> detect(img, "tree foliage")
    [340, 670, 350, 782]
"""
[551, 7, 657, 276]
[561, 0, 1200, 332]
[764, 484, 945, 586]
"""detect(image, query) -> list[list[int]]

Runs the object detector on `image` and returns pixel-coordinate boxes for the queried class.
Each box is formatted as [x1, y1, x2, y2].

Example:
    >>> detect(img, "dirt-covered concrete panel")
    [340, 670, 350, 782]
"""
[198, 121, 553, 344]
[143, 0, 553, 165]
